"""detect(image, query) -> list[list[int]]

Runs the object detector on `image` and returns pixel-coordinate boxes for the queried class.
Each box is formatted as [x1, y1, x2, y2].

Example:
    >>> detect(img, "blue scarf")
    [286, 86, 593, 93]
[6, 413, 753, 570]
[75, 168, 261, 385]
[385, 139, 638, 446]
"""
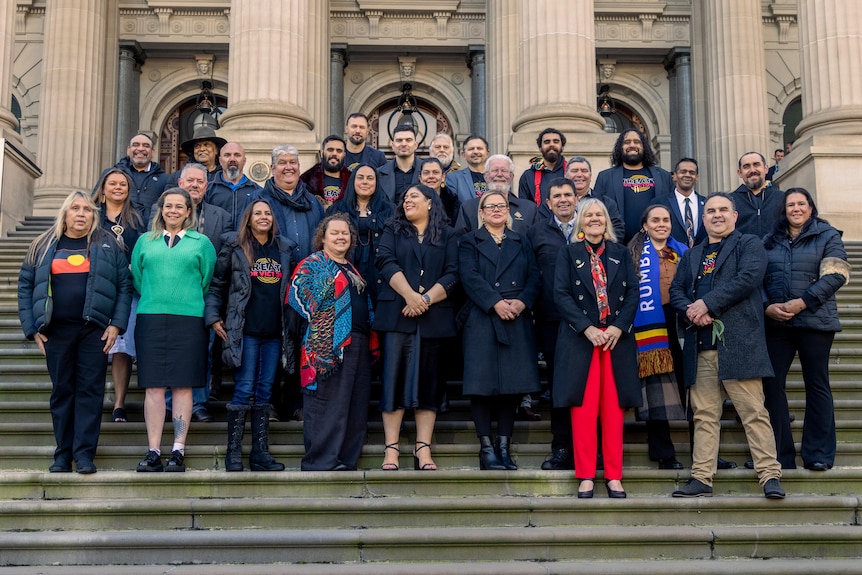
[633, 236, 687, 378]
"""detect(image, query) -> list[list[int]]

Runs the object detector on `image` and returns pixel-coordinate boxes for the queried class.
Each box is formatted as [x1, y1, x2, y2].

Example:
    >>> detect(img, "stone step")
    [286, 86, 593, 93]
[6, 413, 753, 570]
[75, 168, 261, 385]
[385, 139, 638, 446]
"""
[0, 523, 859, 566]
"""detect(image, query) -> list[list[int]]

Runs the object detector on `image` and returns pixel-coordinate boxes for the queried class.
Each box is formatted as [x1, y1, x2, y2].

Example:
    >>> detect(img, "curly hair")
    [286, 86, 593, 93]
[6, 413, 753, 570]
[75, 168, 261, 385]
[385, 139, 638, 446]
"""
[610, 128, 657, 168]
[311, 213, 358, 254]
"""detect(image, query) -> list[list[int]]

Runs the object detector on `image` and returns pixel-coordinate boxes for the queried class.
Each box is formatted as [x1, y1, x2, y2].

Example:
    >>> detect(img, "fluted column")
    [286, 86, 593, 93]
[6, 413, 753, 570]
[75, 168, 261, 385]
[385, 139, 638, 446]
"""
[0, 0, 20, 135]
[218, 0, 325, 168]
[33, 0, 108, 213]
[782, 0, 862, 239]
[330, 44, 347, 136]
[699, 0, 770, 193]
[485, 0, 519, 155]
[469, 47, 486, 138]
[665, 49, 694, 162]
[115, 41, 145, 163]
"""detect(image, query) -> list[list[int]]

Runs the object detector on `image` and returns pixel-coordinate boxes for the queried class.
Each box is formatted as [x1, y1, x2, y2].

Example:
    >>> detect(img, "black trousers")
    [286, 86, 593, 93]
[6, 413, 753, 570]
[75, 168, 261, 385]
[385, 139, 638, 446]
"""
[470, 394, 519, 437]
[301, 332, 371, 471]
[536, 319, 572, 451]
[44, 322, 108, 466]
[764, 327, 836, 468]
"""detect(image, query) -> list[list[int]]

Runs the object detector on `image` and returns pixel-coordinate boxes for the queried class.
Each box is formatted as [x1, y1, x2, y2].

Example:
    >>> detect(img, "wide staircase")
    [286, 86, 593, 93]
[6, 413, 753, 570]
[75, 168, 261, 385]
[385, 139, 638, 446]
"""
[0, 217, 860, 574]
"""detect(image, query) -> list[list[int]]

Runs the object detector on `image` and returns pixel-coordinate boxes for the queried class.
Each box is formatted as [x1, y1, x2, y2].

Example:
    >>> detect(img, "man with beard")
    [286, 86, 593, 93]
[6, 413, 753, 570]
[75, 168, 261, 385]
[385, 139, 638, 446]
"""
[343, 113, 387, 171]
[206, 142, 261, 230]
[517, 128, 567, 210]
[95, 132, 167, 226]
[167, 126, 226, 187]
[564, 155, 624, 239]
[247, 144, 325, 264]
[454, 154, 537, 236]
[429, 133, 462, 175]
[656, 158, 707, 247]
[593, 128, 673, 243]
[377, 124, 423, 204]
[300, 135, 351, 209]
[446, 135, 491, 203]
[731, 151, 783, 239]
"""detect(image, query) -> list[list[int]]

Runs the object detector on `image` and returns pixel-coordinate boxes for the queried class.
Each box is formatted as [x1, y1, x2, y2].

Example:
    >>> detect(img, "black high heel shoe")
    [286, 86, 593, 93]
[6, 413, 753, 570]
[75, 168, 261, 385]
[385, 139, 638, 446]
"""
[577, 479, 594, 499]
[413, 441, 437, 470]
[606, 480, 627, 498]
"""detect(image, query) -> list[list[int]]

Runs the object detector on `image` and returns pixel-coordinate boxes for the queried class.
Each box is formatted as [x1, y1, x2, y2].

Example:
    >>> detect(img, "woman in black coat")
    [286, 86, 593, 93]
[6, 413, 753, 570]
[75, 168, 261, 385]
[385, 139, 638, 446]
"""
[762, 187, 849, 471]
[458, 190, 541, 471]
[326, 163, 393, 308]
[553, 198, 640, 498]
[205, 199, 296, 472]
[374, 184, 459, 471]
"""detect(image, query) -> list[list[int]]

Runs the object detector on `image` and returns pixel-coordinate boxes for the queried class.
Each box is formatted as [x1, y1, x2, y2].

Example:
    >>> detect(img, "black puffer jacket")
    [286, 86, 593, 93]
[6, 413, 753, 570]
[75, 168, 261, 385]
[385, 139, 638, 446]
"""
[204, 232, 297, 370]
[763, 218, 848, 332]
[18, 230, 133, 339]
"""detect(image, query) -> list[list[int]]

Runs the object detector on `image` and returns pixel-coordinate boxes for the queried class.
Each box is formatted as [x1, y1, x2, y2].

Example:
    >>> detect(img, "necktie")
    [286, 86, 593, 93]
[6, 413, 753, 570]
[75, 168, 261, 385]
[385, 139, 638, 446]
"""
[560, 221, 573, 243]
[684, 198, 694, 248]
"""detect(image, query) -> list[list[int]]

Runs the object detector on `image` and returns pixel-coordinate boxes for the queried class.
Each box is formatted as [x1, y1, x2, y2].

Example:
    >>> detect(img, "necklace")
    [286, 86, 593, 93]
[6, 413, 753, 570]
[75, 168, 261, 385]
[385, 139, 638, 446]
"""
[488, 230, 506, 245]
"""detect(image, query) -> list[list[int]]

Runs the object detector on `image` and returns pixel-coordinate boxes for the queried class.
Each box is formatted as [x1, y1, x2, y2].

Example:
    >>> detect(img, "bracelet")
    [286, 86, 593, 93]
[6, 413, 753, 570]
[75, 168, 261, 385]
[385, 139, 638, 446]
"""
[422, 294, 431, 304]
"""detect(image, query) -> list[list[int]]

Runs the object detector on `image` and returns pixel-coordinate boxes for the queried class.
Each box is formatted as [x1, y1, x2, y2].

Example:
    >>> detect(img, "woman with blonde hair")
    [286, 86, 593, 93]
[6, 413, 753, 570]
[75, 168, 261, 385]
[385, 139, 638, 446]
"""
[18, 191, 132, 473]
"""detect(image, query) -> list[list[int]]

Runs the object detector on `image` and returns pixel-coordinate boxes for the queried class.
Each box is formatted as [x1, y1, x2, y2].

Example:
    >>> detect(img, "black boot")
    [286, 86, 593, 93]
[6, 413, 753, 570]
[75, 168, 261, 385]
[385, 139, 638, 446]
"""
[250, 403, 285, 471]
[478, 435, 506, 470]
[225, 404, 248, 472]
[496, 436, 518, 470]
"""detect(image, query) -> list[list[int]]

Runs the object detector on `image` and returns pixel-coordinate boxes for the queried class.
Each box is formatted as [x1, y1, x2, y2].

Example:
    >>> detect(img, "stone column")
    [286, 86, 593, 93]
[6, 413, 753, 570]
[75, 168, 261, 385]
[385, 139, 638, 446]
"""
[698, 0, 770, 193]
[664, 48, 694, 163]
[115, 41, 145, 163]
[33, 0, 108, 214]
[218, 0, 327, 169]
[468, 46, 486, 138]
[330, 44, 347, 136]
[780, 0, 862, 239]
[0, 0, 20, 135]
[485, 0, 519, 155]
[505, 0, 613, 174]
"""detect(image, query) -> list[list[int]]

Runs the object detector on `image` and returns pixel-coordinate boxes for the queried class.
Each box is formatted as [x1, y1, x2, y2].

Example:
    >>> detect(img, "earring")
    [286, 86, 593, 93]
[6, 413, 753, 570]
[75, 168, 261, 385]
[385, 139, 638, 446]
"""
[576, 231, 585, 240]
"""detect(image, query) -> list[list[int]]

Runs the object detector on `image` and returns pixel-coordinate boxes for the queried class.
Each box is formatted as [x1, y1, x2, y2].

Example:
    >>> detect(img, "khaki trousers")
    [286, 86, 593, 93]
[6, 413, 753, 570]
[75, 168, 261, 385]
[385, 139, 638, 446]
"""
[690, 350, 782, 486]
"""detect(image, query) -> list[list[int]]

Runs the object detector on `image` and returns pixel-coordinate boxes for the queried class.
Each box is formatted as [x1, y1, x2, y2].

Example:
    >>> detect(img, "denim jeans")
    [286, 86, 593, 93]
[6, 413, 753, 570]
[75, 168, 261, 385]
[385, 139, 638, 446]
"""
[232, 335, 281, 406]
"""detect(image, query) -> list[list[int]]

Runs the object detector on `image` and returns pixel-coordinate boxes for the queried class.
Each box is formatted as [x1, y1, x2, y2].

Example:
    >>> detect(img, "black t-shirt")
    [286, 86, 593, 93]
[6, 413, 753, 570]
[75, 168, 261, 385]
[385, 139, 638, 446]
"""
[344, 146, 387, 171]
[321, 174, 344, 204]
[335, 261, 370, 334]
[393, 166, 415, 200]
[621, 167, 657, 241]
[51, 235, 89, 325]
[694, 241, 721, 351]
[470, 170, 488, 198]
[244, 240, 284, 338]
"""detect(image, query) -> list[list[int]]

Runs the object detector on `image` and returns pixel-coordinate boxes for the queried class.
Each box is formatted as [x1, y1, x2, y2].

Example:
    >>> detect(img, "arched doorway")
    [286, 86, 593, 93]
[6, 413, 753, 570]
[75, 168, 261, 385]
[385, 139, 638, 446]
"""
[370, 94, 455, 157]
[783, 97, 802, 148]
[158, 94, 227, 174]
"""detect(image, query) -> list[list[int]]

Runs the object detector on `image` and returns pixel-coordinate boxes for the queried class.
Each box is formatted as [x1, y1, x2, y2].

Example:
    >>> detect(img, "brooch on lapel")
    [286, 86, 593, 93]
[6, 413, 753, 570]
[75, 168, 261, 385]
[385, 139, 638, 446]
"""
[513, 211, 523, 220]
[575, 259, 584, 269]
[609, 257, 620, 264]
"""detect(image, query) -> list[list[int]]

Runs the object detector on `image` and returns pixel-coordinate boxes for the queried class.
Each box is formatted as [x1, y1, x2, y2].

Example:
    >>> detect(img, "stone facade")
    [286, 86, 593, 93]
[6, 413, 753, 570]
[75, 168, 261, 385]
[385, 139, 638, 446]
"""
[3, 1, 861, 237]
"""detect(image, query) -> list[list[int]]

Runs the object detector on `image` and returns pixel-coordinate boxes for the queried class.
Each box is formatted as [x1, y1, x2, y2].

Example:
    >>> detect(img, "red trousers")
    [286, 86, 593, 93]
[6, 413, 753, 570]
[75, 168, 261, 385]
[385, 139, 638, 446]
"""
[570, 345, 625, 480]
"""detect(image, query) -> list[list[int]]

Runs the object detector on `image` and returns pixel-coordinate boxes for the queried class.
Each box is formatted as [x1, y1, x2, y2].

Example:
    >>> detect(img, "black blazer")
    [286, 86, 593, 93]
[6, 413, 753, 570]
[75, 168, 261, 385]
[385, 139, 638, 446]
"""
[453, 193, 537, 237]
[376, 157, 423, 205]
[656, 191, 707, 246]
[372, 224, 459, 338]
[593, 164, 674, 242]
[198, 202, 233, 254]
[527, 216, 568, 322]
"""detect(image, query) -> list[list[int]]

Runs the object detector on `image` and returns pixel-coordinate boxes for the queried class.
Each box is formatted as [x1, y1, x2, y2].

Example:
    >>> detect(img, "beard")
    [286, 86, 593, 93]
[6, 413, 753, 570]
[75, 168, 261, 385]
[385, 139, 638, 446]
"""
[542, 149, 560, 165]
[435, 153, 454, 167]
[623, 151, 643, 165]
[225, 166, 242, 180]
[324, 155, 344, 173]
[349, 133, 365, 145]
[487, 181, 511, 195]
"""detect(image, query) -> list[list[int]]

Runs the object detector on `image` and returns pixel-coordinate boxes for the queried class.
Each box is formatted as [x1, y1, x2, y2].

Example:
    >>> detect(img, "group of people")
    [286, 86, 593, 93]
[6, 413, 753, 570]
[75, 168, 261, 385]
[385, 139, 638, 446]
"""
[18, 121, 848, 504]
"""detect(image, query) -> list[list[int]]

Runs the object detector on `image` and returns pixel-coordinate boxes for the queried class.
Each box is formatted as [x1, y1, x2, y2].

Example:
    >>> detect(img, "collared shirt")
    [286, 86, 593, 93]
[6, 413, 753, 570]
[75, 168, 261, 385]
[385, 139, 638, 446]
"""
[553, 214, 576, 244]
[674, 188, 698, 238]
[163, 228, 187, 248]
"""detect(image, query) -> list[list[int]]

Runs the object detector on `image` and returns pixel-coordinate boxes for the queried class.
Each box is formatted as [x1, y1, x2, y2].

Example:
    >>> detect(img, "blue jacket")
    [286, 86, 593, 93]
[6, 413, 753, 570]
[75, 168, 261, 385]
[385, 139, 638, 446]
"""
[762, 218, 848, 332]
[206, 173, 261, 230]
[18, 231, 133, 339]
[731, 183, 783, 239]
[247, 179, 325, 263]
[446, 168, 483, 203]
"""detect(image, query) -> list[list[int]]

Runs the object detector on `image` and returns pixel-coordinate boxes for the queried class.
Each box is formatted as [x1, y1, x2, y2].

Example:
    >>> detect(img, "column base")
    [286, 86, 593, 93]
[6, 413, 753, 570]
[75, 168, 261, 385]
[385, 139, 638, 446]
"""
[0, 134, 41, 233]
[776, 133, 862, 241]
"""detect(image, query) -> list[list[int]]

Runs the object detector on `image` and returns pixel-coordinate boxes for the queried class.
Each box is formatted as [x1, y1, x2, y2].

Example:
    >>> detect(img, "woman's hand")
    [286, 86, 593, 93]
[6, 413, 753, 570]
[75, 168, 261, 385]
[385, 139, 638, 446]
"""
[212, 320, 227, 341]
[101, 326, 120, 354]
[493, 300, 517, 321]
[402, 292, 430, 317]
[765, 303, 793, 322]
[506, 299, 526, 316]
[583, 326, 609, 348]
[34, 333, 47, 356]
[603, 326, 623, 351]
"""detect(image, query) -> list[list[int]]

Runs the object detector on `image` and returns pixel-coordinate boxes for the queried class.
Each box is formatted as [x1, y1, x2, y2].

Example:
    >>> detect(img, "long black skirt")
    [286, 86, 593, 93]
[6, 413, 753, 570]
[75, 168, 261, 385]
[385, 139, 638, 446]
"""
[135, 314, 207, 389]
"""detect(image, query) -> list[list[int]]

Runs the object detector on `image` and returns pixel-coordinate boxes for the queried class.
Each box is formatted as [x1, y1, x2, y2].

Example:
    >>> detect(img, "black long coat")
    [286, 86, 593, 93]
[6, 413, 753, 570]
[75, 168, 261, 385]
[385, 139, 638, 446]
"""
[458, 228, 541, 396]
[551, 240, 641, 408]
[373, 225, 459, 337]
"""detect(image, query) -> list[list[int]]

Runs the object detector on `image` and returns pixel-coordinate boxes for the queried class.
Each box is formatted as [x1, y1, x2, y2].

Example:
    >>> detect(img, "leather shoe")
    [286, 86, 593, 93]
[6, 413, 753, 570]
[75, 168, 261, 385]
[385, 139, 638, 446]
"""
[192, 408, 213, 423]
[577, 479, 594, 499]
[673, 478, 713, 497]
[605, 481, 626, 499]
[49, 461, 72, 473]
[804, 461, 831, 471]
[716, 457, 737, 470]
[76, 461, 97, 474]
[658, 457, 684, 470]
[744, 460, 755, 470]
[516, 406, 542, 421]
[763, 478, 786, 499]
[541, 448, 575, 470]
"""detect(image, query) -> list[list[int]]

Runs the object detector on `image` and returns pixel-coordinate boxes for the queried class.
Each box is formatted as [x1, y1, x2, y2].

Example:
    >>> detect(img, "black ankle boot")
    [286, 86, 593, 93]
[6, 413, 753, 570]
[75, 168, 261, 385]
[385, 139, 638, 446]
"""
[249, 403, 285, 471]
[478, 435, 506, 470]
[225, 404, 248, 472]
[496, 436, 518, 470]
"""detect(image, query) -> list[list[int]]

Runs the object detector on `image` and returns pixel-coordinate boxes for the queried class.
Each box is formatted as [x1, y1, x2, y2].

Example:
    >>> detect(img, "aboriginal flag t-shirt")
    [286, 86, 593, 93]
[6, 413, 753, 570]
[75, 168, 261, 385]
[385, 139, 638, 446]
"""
[51, 234, 90, 324]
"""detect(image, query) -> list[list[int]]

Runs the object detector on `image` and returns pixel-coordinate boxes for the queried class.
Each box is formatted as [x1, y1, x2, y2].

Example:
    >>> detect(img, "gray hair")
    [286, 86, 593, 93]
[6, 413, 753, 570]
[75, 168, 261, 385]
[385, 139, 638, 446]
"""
[483, 154, 515, 174]
[431, 133, 454, 147]
[180, 162, 208, 179]
[271, 144, 300, 165]
[574, 198, 617, 244]
[567, 156, 592, 172]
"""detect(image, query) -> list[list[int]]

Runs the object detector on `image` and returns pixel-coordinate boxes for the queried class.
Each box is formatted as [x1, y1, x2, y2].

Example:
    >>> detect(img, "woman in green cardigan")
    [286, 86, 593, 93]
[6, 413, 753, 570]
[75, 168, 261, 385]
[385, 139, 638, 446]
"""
[131, 188, 216, 473]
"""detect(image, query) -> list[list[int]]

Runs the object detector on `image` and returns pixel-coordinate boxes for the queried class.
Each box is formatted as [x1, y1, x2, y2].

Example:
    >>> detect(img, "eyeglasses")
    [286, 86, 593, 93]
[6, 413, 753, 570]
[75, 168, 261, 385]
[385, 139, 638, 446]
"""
[481, 204, 509, 212]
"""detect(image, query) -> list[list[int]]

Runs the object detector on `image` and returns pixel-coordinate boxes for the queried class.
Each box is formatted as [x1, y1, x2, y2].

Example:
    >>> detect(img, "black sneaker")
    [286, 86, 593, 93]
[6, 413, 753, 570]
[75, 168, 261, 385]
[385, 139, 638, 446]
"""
[763, 478, 785, 499]
[672, 478, 713, 497]
[165, 450, 186, 472]
[136, 450, 163, 472]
